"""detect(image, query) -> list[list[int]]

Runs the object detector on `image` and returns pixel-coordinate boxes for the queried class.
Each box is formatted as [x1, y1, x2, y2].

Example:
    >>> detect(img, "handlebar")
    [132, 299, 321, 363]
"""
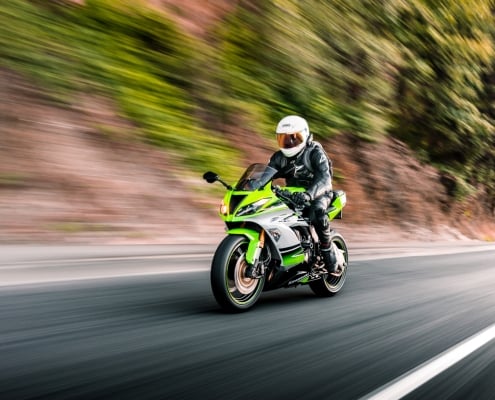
[272, 185, 309, 210]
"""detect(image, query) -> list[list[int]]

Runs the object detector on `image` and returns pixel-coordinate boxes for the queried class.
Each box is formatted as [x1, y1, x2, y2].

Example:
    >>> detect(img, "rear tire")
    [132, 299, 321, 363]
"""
[310, 232, 348, 297]
[211, 235, 265, 312]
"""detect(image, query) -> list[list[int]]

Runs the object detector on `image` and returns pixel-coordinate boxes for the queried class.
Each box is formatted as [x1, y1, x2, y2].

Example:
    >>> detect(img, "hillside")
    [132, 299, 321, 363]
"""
[2, 67, 494, 244]
[2, 1, 495, 244]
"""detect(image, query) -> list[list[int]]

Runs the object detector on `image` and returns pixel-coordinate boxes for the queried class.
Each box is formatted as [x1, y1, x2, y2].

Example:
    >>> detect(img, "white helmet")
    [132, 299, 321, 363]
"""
[275, 115, 310, 157]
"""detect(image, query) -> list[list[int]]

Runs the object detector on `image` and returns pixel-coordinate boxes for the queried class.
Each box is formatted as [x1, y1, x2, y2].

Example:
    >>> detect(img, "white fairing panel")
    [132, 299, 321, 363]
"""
[246, 209, 305, 254]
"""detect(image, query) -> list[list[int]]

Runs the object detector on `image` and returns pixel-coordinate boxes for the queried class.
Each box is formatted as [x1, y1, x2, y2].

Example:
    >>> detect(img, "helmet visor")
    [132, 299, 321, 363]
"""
[277, 132, 305, 149]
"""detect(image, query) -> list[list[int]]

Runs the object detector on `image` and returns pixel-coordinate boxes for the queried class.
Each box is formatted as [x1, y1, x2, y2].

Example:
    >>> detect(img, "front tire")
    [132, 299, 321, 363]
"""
[310, 232, 348, 297]
[211, 235, 265, 312]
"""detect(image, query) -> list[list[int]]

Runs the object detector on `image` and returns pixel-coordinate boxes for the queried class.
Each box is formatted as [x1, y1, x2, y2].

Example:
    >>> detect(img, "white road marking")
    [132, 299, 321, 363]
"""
[0, 254, 212, 286]
[0, 253, 213, 269]
[361, 323, 495, 399]
[0, 268, 210, 287]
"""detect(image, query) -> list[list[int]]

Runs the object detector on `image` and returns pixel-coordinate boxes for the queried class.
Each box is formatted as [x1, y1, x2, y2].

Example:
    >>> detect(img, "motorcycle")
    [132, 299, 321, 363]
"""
[203, 163, 348, 312]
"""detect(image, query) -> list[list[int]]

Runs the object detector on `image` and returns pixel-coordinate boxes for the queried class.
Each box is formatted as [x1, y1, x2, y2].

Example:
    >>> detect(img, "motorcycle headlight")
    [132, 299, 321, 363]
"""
[236, 198, 270, 217]
[219, 200, 228, 216]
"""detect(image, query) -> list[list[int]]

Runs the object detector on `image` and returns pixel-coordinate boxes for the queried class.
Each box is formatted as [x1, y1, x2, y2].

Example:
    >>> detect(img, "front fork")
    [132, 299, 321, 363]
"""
[246, 229, 265, 278]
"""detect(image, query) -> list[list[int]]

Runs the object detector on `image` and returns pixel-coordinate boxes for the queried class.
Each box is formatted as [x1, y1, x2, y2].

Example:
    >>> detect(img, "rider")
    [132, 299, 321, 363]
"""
[268, 115, 339, 275]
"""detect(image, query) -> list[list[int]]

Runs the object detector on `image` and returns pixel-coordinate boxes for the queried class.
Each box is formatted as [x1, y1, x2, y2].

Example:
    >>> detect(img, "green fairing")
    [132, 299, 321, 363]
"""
[227, 227, 305, 267]
[328, 197, 343, 219]
[220, 183, 305, 222]
[282, 251, 305, 267]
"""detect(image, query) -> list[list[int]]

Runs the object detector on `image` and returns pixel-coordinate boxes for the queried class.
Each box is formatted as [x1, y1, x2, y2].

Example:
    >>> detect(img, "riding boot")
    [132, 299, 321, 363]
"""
[321, 242, 338, 274]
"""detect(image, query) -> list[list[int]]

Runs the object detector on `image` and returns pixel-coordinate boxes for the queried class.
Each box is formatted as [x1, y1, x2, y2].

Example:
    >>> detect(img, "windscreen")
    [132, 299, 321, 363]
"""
[235, 163, 278, 191]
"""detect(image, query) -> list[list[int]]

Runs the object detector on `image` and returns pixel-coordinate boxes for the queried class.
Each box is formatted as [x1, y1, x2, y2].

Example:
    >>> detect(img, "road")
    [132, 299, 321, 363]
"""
[1, 242, 495, 399]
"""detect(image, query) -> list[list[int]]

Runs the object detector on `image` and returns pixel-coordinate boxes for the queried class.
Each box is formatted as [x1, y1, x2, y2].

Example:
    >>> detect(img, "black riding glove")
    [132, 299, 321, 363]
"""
[292, 192, 311, 207]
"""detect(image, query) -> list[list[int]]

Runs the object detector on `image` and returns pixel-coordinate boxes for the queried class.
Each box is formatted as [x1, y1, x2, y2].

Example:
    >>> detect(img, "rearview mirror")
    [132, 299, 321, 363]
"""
[203, 171, 218, 184]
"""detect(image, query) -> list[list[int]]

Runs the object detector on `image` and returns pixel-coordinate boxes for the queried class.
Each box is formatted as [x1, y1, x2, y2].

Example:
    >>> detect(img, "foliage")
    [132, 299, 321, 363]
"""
[389, 0, 495, 197]
[0, 0, 240, 176]
[2, 0, 495, 205]
[217, 0, 399, 140]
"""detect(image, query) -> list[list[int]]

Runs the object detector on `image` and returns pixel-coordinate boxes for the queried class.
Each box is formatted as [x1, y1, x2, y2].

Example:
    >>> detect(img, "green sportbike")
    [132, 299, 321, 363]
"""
[203, 163, 348, 312]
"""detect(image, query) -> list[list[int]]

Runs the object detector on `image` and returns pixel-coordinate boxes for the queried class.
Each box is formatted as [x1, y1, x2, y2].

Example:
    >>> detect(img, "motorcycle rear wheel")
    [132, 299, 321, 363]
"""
[211, 235, 265, 312]
[310, 232, 348, 297]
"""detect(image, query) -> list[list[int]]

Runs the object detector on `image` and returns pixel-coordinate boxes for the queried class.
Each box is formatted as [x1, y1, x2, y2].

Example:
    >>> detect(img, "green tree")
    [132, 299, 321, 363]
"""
[390, 0, 494, 195]
[217, 0, 400, 140]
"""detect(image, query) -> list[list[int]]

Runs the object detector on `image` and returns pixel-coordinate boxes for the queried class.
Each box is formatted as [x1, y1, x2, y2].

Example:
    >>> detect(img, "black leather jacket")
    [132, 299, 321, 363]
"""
[268, 141, 333, 200]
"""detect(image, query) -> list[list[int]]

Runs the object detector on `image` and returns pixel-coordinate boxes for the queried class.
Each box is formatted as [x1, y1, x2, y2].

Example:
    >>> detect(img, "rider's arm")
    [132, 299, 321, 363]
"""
[268, 151, 286, 179]
[307, 146, 333, 199]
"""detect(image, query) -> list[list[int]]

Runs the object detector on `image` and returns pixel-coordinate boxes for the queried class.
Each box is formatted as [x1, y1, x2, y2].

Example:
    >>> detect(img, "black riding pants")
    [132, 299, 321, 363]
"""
[308, 194, 332, 246]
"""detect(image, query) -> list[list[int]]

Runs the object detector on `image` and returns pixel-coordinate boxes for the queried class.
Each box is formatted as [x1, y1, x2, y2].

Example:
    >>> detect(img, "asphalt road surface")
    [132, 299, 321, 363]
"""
[1, 242, 495, 400]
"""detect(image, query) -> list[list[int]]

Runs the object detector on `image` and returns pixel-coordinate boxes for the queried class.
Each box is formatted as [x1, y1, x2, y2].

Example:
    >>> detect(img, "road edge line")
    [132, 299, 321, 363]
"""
[360, 323, 495, 400]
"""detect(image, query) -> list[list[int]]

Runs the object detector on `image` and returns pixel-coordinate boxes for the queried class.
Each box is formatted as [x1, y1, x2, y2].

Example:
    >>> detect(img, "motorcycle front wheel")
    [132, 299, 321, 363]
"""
[310, 232, 348, 297]
[210, 235, 265, 312]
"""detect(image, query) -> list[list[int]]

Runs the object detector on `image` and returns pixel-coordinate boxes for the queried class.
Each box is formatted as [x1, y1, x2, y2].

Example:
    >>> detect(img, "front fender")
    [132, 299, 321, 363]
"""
[226, 228, 261, 265]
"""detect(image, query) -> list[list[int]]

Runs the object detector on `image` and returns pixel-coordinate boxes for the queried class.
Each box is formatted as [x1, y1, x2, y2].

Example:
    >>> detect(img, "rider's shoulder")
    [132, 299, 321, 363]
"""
[269, 150, 286, 165]
[304, 140, 332, 172]
[306, 140, 326, 158]
[308, 140, 323, 150]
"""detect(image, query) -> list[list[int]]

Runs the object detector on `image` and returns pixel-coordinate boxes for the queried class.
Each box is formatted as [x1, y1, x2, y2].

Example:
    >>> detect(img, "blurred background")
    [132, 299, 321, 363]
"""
[1, 0, 495, 244]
